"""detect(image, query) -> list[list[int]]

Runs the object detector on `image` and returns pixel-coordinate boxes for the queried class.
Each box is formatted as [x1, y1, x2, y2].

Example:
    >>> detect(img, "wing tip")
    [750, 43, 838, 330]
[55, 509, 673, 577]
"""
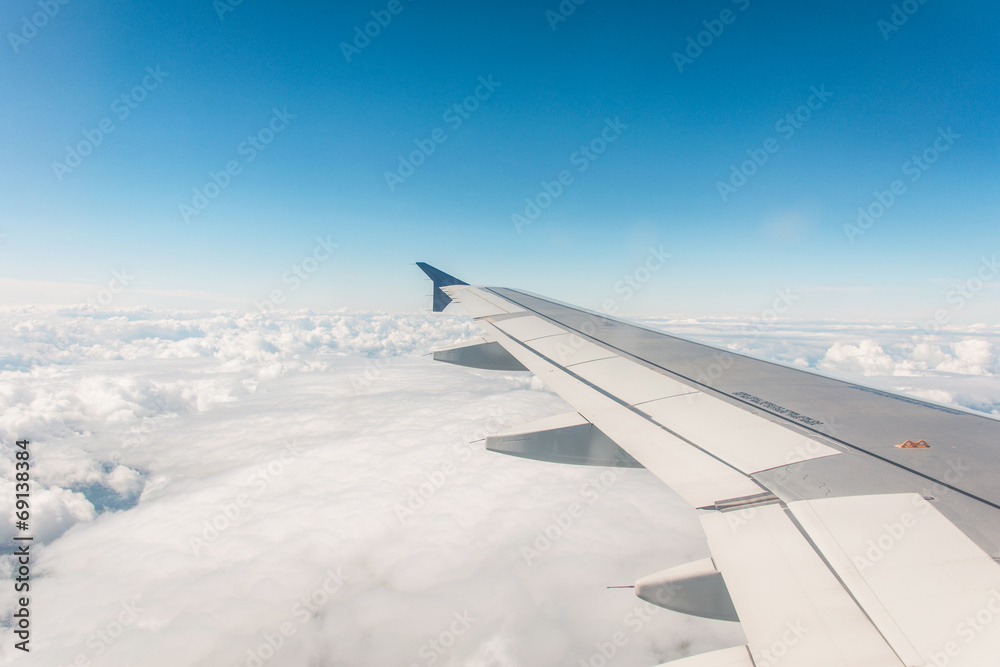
[415, 262, 468, 312]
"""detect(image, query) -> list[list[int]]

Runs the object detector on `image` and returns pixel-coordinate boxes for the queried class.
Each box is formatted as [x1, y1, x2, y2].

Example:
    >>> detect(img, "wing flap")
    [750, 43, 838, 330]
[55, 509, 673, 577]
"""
[569, 355, 699, 405]
[482, 319, 763, 507]
[491, 314, 567, 340]
[789, 493, 1000, 666]
[444, 286, 523, 318]
[522, 333, 618, 367]
[477, 312, 840, 504]
[702, 504, 905, 666]
[638, 392, 840, 475]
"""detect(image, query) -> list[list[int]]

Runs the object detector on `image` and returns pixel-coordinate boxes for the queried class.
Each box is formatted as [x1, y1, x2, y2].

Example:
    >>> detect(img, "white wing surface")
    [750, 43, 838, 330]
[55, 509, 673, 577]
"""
[416, 263, 1000, 667]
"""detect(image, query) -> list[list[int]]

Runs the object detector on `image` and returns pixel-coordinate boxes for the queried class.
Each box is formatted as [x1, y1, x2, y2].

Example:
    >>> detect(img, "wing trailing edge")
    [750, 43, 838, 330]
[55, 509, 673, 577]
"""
[415, 267, 1000, 666]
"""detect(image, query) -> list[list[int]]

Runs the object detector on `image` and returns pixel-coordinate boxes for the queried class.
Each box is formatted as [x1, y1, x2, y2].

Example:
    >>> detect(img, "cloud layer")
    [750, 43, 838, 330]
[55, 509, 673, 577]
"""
[1, 307, 998, 666]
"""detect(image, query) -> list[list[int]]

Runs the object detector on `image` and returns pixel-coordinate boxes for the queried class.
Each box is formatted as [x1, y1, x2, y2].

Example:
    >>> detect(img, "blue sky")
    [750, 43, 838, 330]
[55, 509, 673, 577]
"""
[1, 0, 998, 320]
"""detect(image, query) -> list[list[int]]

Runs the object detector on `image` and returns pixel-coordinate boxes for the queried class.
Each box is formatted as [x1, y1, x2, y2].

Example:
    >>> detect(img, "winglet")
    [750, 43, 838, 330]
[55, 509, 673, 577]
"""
[416, 262, 468, 312]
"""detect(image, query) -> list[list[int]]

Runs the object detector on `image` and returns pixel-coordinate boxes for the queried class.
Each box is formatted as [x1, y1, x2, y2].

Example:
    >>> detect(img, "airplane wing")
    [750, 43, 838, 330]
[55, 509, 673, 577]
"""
[416, 263, 1000, 667]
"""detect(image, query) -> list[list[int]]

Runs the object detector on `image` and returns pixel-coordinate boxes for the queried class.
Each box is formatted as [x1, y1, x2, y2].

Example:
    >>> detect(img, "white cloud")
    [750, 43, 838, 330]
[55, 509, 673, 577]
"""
[1, 307, 998, 665]
[819, 339, 898, 376]
[0, 484, 96, 544]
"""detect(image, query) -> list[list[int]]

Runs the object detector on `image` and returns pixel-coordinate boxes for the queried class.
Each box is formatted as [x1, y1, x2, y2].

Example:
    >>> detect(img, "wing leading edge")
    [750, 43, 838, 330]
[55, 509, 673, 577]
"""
[416, 263, 1000, 667]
